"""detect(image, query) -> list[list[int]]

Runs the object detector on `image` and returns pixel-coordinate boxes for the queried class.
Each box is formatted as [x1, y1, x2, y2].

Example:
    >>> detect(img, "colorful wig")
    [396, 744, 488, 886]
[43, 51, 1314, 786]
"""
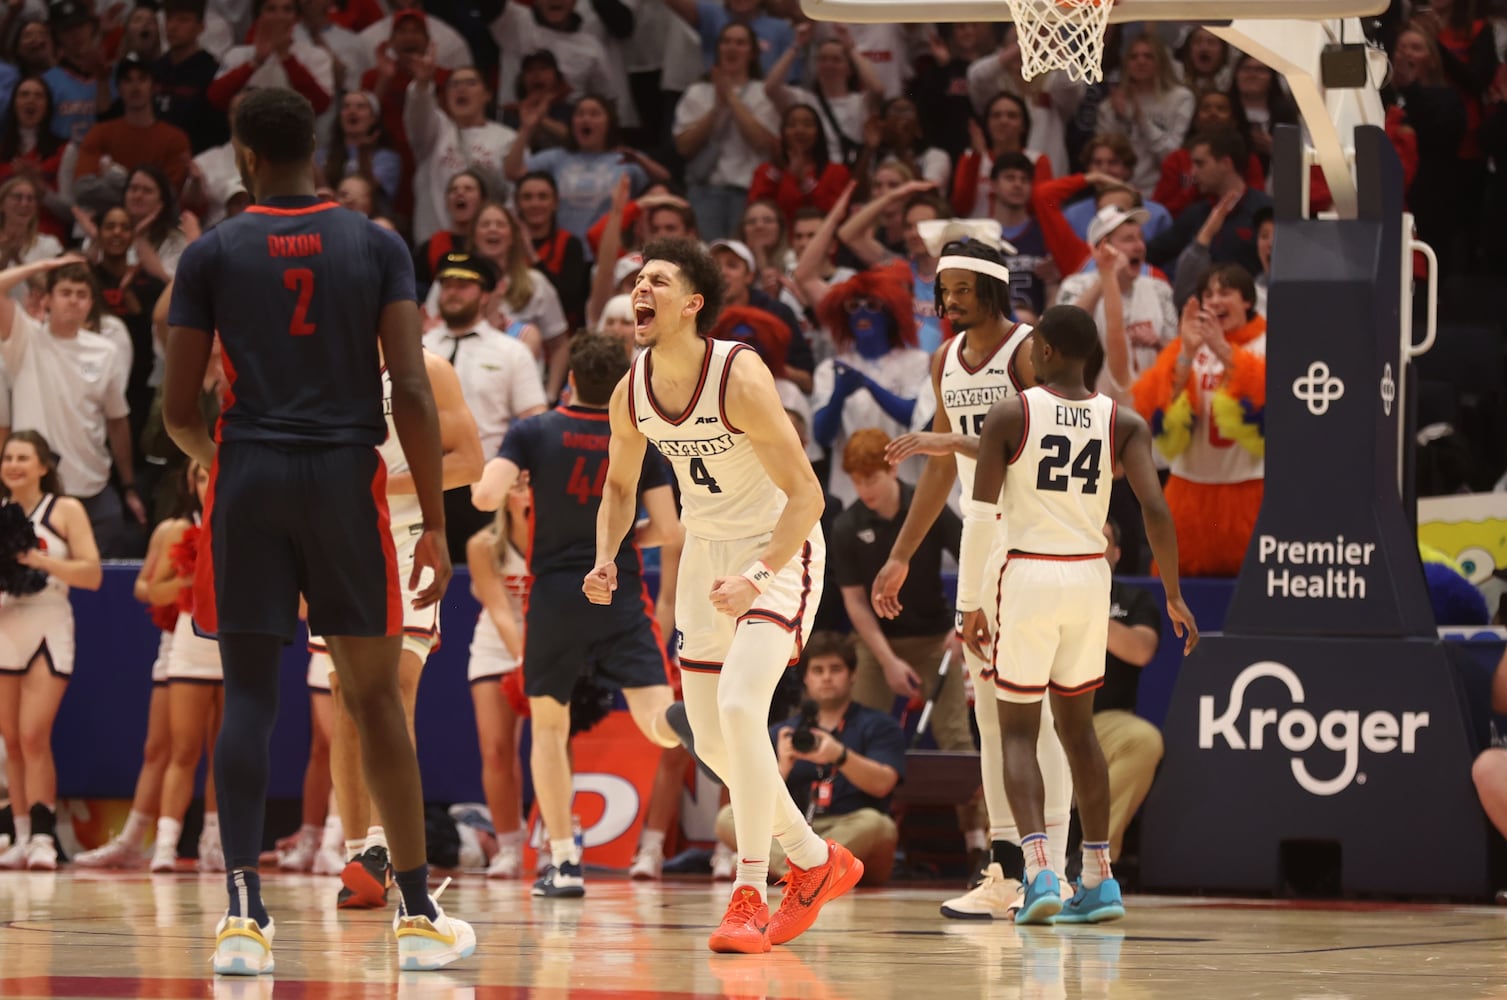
[817, 260, 918, 350]
[708, 305, 791, 379]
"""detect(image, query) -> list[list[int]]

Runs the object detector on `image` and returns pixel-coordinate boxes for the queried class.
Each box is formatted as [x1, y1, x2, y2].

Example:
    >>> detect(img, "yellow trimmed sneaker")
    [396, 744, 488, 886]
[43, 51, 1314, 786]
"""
[212, 915, 275, 976]
[394, 878, 477, 971]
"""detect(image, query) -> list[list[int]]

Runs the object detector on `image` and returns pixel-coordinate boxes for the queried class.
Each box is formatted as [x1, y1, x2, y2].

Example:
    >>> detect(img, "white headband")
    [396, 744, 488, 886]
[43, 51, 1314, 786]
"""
[937, 255, 1012, 284]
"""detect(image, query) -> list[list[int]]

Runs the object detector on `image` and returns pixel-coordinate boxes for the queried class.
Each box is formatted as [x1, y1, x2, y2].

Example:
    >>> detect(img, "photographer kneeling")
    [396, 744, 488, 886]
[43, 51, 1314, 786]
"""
[715, 632, 907, 886]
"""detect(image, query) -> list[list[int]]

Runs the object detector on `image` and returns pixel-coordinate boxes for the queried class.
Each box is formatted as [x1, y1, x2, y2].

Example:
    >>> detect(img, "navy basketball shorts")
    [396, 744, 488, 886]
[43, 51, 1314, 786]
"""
[205, 440, 401, 641]
[522, 571, 668, 704]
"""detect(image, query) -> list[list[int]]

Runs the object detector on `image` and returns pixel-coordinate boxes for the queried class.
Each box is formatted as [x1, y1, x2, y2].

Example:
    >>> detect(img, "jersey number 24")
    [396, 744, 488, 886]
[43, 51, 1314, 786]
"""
[1036, 435, 1102, 494]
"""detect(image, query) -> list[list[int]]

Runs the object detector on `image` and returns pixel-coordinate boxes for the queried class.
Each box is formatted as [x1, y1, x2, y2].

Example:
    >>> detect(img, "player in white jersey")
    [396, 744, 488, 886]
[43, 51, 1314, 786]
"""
[872, 234, 1074, 919]
[0, 430, 101, 870]
[307, 351, 483, 909]
[585, 238, 862, 955]
[965, 304, 1198, 926]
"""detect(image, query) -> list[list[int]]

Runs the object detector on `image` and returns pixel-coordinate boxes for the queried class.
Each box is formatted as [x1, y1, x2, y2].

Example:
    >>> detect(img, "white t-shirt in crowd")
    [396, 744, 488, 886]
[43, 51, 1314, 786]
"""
[779, 85, 868, 164]
[216, 41, 335, 106]
[815, 23, 916, 100]
[673, 81, 779, 189]
[810, 345, 934, 510]
[357, 14, 473, 79]
[404, 81, 518, 245]
[491, 1, 636, 127]
[4, 235, 64, 304]
[0, 309, 129, 497]
[422, 321, 547, 458]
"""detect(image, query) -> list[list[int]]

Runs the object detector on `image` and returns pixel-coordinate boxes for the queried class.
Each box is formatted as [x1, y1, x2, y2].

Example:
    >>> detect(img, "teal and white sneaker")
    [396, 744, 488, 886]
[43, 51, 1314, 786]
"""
[1014, 870, 1063, 925]
[212, 915, 276, 975]
[394, 878, 477, 972]
[1055, 877, 1125, 924]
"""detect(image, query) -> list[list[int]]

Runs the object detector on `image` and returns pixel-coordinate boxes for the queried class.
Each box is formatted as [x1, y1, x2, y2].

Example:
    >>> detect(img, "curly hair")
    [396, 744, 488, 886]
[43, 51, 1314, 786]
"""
[817, 260, 917, 350]
[933, 239, 1012, 323]
[641, 237, 725, 335]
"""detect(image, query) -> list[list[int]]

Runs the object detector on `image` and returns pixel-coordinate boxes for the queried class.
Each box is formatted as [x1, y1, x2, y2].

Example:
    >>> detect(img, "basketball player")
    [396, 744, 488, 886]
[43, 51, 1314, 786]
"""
[965, 304, 1197, 924]
[871, 232, 1075, 920]
[307, 343, 483, 909]
[163, 87, 474, 975]
[584, 237, 862, 955]
[471, 332, 683, 899]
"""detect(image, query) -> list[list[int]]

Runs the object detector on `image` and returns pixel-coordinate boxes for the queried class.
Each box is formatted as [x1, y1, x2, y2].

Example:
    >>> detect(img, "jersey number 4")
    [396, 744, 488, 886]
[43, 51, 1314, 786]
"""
[283, 268, 317, 337]
[1036, 435, 1102, 494]
[689, 457, 722, 494]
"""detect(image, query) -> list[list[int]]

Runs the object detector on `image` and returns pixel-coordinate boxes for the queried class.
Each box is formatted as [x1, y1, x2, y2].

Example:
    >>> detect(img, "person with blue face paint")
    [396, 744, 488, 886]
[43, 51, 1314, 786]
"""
[809, 259, 932, 510]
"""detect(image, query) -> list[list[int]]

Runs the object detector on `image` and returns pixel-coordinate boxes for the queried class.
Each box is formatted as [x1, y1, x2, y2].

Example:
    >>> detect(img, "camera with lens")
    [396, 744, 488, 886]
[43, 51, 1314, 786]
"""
[790, 699, 821, 753]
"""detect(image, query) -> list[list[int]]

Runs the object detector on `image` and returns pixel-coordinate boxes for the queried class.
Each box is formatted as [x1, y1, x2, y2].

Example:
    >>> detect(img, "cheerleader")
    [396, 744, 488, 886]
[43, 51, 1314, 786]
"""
[466, 479, 531, 878]
[74, 466, 203, 869]
[148, 461, 226, 873]
[0, 430, 102, 870]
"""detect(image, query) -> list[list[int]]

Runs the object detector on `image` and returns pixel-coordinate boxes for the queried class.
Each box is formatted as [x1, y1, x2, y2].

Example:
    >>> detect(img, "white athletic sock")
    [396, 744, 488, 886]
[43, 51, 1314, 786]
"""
[201, 812, 220, 839]
[1080, 842, 1113, 890]
[638, 829, 665, 854]
[1021, 833, 1049, 882]
[497, 827, 525, 848]
[121, 810, 151, 845]
[364, 826, 387, 852]
[156, 817, 182, 849]
[734, 859, 768, 901]
[549, 837, 578, 868]
[297, 822, 319, 843]
[345, 838, 365, 861]
[12, 815, 31, 844]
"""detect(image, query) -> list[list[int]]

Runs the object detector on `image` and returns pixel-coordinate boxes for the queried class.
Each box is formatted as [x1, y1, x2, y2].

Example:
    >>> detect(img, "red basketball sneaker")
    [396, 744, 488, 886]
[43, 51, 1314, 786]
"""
[708, 885, 772, 954]
[768, 841, 864, 945]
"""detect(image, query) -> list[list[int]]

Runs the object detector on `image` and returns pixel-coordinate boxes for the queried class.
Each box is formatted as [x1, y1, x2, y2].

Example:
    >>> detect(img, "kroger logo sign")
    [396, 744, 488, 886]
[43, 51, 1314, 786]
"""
[1198, 662, 1429, 796]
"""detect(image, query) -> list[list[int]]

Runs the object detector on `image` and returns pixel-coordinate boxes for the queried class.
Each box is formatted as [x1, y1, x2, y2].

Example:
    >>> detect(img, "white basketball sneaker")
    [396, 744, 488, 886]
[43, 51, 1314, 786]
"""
[0, 837, 26, 870]
[486, 841, 521, 879]
[394, 879, 477, 971]
[75, 836, 150, 869]
[277, 830, 318, 872]
[940, 863, 1024, 920]
[25, 835, 58, 871]
[199, 834, 227, 873]
[212, 914, 276, 976]
[150, 838, 178, 873]
[628, 843, 664, 881]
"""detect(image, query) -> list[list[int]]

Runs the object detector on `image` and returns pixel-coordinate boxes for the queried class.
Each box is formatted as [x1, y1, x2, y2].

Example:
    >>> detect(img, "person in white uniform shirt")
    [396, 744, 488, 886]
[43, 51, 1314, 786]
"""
[421, 252, 546, 560]
[405, 50, 516, 246]
[0, 429, 102, 870]
[0, 256, 143, 555]
[209, 0, 334, 120]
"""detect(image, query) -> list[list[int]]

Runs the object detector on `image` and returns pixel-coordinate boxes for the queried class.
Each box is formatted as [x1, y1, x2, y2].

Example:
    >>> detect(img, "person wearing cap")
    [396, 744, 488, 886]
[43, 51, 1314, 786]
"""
[1055, 203, 1175, 398]
[421, 250, 547, 561]
[709, 237, 814, 393]
[357, 2, 473, 81]
[208, 0, 334, 118]
[153, 0, 231, 154]
[73, 52, 193, 203]
[42, 0, 109, 143]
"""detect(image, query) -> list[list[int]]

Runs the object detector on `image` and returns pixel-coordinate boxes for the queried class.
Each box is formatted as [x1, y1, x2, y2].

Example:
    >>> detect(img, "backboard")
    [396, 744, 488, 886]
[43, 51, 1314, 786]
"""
[799, 0, 1389, 25]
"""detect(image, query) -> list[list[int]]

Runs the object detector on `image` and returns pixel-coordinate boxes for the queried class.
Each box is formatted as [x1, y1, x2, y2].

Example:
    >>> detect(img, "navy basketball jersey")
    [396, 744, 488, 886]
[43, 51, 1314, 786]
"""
[1001, 217, 1050, 316]
[498, 404, 668, 576]
[168, 196, 416, 447]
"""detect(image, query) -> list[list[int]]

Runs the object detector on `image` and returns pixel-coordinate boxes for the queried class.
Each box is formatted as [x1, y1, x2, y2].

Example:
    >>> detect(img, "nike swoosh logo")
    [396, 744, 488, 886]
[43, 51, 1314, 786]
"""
[798, 871, 831, 907]
[638, 416, 651, 423]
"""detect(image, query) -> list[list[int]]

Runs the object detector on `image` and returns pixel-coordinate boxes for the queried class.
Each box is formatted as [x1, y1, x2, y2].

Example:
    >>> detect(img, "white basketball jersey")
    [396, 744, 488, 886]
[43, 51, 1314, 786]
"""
[939, 323, 1033, 503]
[630, 340, 783, 541]
[1003, 387, 1117, 557]
[379, 368, 422, 532]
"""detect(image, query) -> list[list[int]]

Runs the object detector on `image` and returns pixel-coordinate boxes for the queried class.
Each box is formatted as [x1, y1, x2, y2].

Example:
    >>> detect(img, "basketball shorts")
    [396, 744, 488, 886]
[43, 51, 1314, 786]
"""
[151, 630, 174, 685]
[990, 554, 1111, 704]
[522, 570, 667, 704]
[0, 597, 74, 677]
[675, 527, 824, 674]
[167, 611, 222, 682]
[198, 441, 401, 641]
[467, 612, 519, 684]
[306, 521, 440, 684]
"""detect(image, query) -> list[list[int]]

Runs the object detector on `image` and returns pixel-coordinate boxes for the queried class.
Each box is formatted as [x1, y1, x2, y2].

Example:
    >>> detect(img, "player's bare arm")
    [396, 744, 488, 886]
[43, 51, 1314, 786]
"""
[388, 351, 484, 495]
[379, 297, 451, 608]
[1115, 405, 1199, 654]
[163, 320, 218, 470]
[959, 396, 1026, 659]
[470, 455, 521, 513]
[584, 374, 649, 605]
[873, 343, 957, 619]
[709, 348, 824, 619]
[635, 483, 684, 551]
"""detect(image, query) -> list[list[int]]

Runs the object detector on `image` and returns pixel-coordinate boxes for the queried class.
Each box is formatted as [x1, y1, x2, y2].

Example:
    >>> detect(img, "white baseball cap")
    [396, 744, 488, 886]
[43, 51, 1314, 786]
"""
[708, 239, 757, 272]
[613, 252, 644, 287]
[1087, 204, 1151, 247]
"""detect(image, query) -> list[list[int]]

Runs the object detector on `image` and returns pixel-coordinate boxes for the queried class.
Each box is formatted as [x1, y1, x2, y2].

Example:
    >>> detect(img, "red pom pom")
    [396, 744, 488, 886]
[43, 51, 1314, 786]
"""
[169, 524, 201, 614]
[149, 602, 178, 633]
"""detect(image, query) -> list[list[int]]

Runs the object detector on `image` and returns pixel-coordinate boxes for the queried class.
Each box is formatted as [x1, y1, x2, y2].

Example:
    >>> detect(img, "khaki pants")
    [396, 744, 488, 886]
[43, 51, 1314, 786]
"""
[1094, 710, 1164, 861]
[715, 805, 899, 886]
[851, 632, 970, 752]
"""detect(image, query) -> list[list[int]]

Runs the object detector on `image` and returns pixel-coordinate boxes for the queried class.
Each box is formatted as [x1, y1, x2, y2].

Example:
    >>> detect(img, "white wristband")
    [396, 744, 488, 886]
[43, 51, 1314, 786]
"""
[956, 503, 999, 612]
[742, 560, 775, 594]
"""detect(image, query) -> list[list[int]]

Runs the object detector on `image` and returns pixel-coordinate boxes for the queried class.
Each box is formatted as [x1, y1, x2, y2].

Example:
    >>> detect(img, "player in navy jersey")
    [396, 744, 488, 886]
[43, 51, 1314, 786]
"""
[162, 87, 474, 976]
[471, 332, 683, 898]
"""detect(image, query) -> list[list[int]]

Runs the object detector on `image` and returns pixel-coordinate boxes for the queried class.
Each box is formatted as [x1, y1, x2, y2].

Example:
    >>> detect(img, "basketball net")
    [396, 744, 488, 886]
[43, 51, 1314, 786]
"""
[1004, 0, 1114, 84]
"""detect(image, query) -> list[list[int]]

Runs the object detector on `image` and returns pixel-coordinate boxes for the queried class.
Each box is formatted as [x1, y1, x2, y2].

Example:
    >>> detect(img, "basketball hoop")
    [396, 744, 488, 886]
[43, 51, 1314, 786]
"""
[1003, 0, 1115, 83]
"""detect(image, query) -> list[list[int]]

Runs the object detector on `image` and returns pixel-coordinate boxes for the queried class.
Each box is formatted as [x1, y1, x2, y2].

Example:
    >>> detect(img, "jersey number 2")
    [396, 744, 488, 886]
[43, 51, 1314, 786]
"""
[689, 457, 722, 494]
[1036, 435, 1102, 494]
[283, 268, 317, 337]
